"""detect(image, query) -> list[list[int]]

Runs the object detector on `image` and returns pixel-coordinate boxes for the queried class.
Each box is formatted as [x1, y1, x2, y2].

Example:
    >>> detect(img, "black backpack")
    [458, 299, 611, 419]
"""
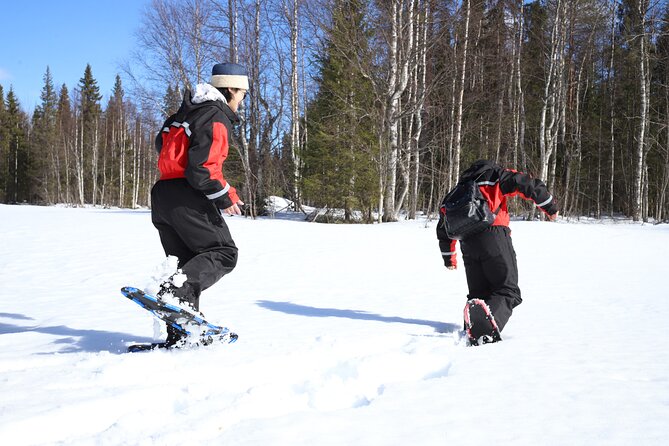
[440, 179, 500, 240]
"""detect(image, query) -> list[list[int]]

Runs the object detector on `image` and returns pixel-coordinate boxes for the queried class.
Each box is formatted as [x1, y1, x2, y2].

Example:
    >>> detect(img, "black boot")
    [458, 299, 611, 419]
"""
[157, 279, 201, 314]
[165, 324, 188, 348]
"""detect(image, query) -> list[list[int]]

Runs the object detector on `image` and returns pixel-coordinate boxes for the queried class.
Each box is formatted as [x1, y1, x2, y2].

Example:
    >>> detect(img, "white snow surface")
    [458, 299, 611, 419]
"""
[0, 204, 667, 445]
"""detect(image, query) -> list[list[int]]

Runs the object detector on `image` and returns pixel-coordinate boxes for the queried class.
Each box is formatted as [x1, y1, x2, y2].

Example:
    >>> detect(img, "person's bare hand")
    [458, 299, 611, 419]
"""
[223, 200, 245, 216]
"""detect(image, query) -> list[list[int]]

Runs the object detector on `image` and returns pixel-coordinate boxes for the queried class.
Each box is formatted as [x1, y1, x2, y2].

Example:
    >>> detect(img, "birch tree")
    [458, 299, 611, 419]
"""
[288, 0, 302, 210]
[126, 0, 222, 110]
[633, 0, 650, 221]
[539, 0, 567, 183]
[452, 0, 471, 185]
[383, 0, 415, 221]
[408, 0, 429, 219]
[608, 0, 616, 217]
[511, 0, 526, 169]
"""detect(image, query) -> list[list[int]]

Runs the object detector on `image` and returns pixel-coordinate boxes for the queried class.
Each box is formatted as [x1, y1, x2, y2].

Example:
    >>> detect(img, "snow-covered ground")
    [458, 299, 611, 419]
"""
[0, 204, 667, 445]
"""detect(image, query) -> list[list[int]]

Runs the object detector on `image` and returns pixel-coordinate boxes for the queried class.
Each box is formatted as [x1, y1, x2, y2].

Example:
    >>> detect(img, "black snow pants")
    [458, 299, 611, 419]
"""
[151, 178, 238, 311]
[460, 226, 521, 331]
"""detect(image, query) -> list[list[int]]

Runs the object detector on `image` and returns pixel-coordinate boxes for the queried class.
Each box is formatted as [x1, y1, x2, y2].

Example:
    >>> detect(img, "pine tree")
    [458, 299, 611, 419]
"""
[77, 64, 102, 204]
[301, 0, 378, 222]
[0, 85, 6, 201]
[163, 84, 182, 117]
[79, 64, 102, 118]
[106, 74, 129, 206]
[32, 67, 59, 203]
[56, 84, 74, 203]
[4, 88, 30, 202]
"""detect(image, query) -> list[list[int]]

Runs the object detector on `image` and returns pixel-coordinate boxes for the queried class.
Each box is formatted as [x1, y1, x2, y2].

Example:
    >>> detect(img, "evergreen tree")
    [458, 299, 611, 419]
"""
[77, 64, 102, 204]
[39, 67, 59, 119]
[163, 83, 182, 117]
[301, 0, 378, 222]
[106, 74, 128, 206]
[0, 85, 6, 201]
[4, 88, 30, 202]
[57, 84, 72, 126]
[56, 84, 74, 204]
[110, 75, 125, 113]
[79, 64, 102, 117]
[32, 67, 59, 202]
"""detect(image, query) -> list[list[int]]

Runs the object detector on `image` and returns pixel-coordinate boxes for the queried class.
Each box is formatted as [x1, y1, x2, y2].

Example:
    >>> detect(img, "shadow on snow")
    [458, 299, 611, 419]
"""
[0, 313, 153, 354]
[256, 300, 459, 333]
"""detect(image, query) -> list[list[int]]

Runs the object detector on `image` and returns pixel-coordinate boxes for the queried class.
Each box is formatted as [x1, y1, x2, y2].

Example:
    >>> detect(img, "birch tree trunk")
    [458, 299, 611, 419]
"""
[453, 0, 471, 185]
[409, 0, 428, 220]
[51, 142, 62, 203]
[229, 0, 237, 61]
[385, 0, 415, 221]
[132, 120, 140, 208]
[567, 16, 597, 216]
[289, 0, 301, 210]
[661, 71, 669, 221]
[118, 111, 127, 207]
[62, 122, 72, 204]
[660, 128, 669, 221]
[385, 1, 400, 221]
[551, 57, 566, 192]
[76, 116, 85, 206]
[447, 69, 457, 191]
[92, 122, 99, 205]
[398, 1, 427, 218]
[101, 132, 107, 206]
[608, 0, 616, 217]
[230, 0, 254, 216]
[511, 1, 526, 169]
[633, 0, 649, 221]
[192, 0, 205, 84]
[539, 0, 566, 183]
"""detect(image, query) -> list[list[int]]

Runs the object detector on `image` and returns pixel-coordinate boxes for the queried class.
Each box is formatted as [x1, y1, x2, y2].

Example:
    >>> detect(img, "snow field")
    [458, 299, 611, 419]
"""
[0, 205, 667, 445]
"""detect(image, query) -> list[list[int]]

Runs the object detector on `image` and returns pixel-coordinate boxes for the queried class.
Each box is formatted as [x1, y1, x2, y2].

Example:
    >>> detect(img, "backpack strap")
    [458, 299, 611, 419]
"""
[472, 171, 502, 217]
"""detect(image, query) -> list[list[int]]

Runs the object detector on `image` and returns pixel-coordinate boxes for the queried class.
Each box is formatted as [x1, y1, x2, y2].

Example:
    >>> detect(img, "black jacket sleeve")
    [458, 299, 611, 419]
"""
[498, 168, 559, 216]
[184, 107, 233, 201]
[436, 208, 458, 268]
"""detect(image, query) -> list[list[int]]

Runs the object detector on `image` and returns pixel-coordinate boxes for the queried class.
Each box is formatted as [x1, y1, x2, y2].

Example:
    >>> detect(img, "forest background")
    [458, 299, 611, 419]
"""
[1, 0, 668, 223]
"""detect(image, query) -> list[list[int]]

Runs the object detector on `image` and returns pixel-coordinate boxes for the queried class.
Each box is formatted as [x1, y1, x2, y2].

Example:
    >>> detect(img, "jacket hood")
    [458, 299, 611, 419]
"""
[179, 83, 239, 125]
[461, 159, 496, 181]
[192, 83, 226, 104]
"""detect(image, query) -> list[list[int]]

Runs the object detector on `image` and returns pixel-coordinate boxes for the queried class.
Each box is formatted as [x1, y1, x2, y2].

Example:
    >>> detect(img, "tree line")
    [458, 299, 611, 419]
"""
[0, 66, 156, 208]
[1, 0, 668, 223]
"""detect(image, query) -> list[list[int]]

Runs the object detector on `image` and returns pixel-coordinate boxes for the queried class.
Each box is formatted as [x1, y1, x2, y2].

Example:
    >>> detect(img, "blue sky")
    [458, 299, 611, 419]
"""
[0, 0, 150, 112]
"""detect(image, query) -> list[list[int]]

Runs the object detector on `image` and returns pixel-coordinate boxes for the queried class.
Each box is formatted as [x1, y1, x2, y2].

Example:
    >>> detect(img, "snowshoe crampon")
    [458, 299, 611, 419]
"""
[464, 298, 502, 346]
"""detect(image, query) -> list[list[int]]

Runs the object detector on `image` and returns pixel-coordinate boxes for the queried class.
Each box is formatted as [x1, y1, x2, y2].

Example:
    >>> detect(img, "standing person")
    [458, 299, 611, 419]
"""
[151, 63, 249, 347]
[437, 159, 558, 345]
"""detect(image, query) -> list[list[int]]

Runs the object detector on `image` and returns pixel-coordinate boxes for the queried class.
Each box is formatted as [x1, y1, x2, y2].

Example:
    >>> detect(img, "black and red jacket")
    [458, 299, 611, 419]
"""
[155, 83, 240, 208]
[437, 160, 558, 268]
